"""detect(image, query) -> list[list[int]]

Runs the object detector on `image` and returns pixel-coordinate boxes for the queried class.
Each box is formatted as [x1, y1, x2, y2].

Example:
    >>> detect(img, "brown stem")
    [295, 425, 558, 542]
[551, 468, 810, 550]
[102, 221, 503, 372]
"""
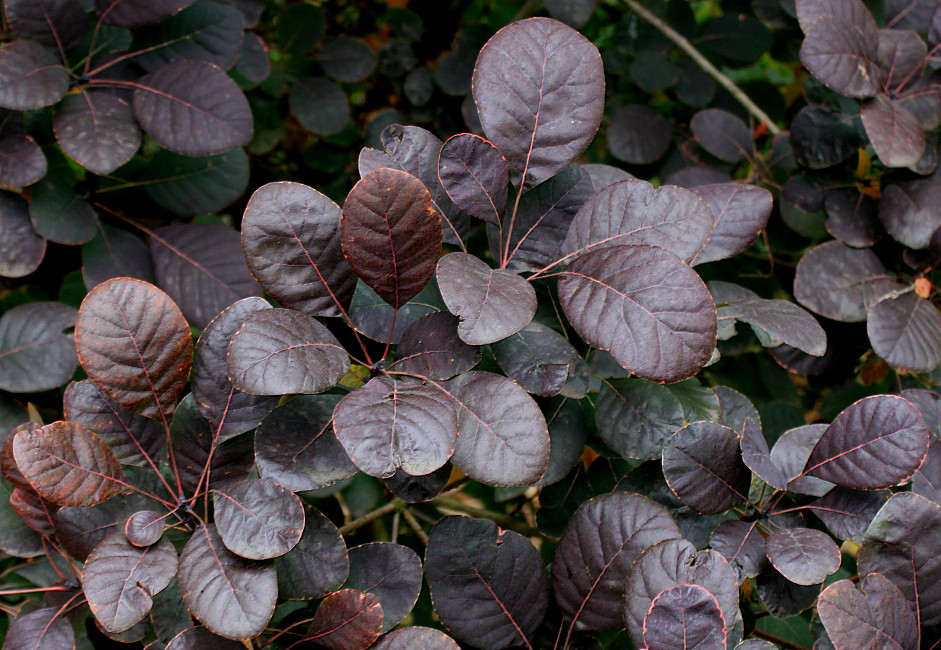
[433, 497, 541, 537]
[401, 507, 429, 545]
[338, 500, 401, 535]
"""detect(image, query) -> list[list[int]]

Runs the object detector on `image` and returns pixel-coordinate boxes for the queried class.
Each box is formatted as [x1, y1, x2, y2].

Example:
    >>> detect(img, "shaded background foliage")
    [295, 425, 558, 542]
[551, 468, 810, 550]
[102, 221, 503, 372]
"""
[3, 0, 941, 648]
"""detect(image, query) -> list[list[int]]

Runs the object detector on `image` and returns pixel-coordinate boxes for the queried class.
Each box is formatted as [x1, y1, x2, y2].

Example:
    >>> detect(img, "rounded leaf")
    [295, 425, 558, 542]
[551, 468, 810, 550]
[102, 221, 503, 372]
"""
[594, 378, 684, 461]
[426, 516, 548, 649]
[643, 584, 727, 650]
[305, 589, 383, 650]
[879, 180, 941, 249]
[76, 278, 192, 419]
[227, 308, 349, 395]
[3, 607, 74, 650]
[663, 422, 750, 515]
[0, 191, 45, 278]
[709, 520, 767, 581]
[492, 321, 588, 398]
[0, 40, 68, 110]
[438, 133, 508, 224]
[607, 104, 671, 165]
[96, 0, 197, 27]
[472, 17, 604, 188]
[346, 542, 423, 632]
[0, 134, 45, 188]
[133, 60, 252, 156]
[276, 505, 348, 600]
[691, 109, 753, 163]
[125, 510, 164, 547]
[0, 301, 77, 393]
[54, 92, 141, 175]
[289, 77, 350, 137]
[166, 627, 243, 650]
[690, 183, 773, 266]
[765, 528, 841, 586]
[372, 627, 459, 649]
[141, 149, 249, 217]
[818, 573, 918, 650]
[213, 478, 305, 560]
[392, 311, 481, 380]
[868, 291, 941, 373]
[800, 14, 880, 98]
[862, 95, 925, 168]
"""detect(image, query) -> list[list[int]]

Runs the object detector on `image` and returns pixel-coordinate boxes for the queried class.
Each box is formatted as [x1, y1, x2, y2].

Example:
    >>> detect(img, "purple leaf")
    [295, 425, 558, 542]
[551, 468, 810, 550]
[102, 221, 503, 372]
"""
[305, 589, 383, 650]
[741, 418, 789, 490]
[166, 627, 242, 649]
[54, 92, 141, 175]
[372, 627, 459, 649]
[472, 17, 604, 188]
[275, 505, 348, 600]
[6, 0, 86, 51]
[4, 607, 74, 650]
[808, 487, 889, 542]
[333, 376, 458, 478]
[341, 168, 441, 308]
[0, 192, 45, 278]
[0, 134, 45, 188]
[391, 311, 480, 381]
[133, 60, 252, 156]
[492, 321, 588, 398]
[642, 584, 727, 650]
[691, 109, 754, 163]
[553, 492, 680, 631]
[879, 180, 941, 249]
[790, 105, 863, 169]
[289, 77, 349, 137]
[799, 7, 880, 98]
[765, 528, 841, 586]
[558, 245, 717, 384]
[438, 133, 508, 224]
[690, 183, 773, 266]
[82, 223, 154, 290]
[241, 181, 355, 318]
[715, 385, 761, 435]
[914, 439, 941, 503]
[346, 542, 423, 632]
[0, 40, 68, 110]
[877, 29, 926, 90]
[563, 179, 715, 264]
[226, 308, 348, 395]
[426, 516, 548, 648]
[709, 520, 768, 581]
[150, 223, 262, 329]
[178, 524, 277, 639]
[437, 252, 536, 345]
[663, 422, 750, 515]
[818, 573, 918, 650]
[770, 424, 833, 497]
[213, 478, 304, 560]
[0, 301, 76, 393]
[867, 291, 941, 373]
[133, 1, 244, 72]
[607, 104, 672, 164]
[125, 510, 164, 546]
[862, 95, 925, 168]
[594, 378, 684, 460]
[824, 189, 882, 247]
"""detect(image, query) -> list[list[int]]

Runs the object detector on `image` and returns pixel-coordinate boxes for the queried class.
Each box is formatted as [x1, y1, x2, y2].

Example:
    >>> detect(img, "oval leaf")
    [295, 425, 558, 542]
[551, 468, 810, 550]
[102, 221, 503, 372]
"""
[862, 95, 925, 168]
[213, 477, 304, 560]
[341, 168, 441, 308]
[607, 104, 672, 165]
[373, 627, 459, 649]
[472, 17, 604, 188]
[426, 516, 548, 649]
[818, 573, 918, 650]
[305, 589, 383, 650]
[54, 92, 141, 175]
[391, 311, 480, 381]
[75, 278, 193, 419]
[709, 520, 767, 581]
[663, 422, 750, 515]
[346, 542, 423, 632]
[0, 40, 68, 110]
[275, 505, 348, 601]
[438, 133, 508, 224]
[227, 308, 349, 395]
[437, 252, 536, 345]
[558, 244, 716, 383]
[691, 108, 753, 163]
[594, 378, 684, 460]
[643, 585, 727, 650]
[867, 291, 941, 373]
[13, 421, 126, 507]
[0, 301, 76, 393]
[800, 13, 880, 98]
[178, 524, 277, 640]
[765, 528, 841, 586]
[125, 510, 164, 546]
[0, 191, 45, 278]
[4, 607, 74, 650]
[690, 183, 773, 266]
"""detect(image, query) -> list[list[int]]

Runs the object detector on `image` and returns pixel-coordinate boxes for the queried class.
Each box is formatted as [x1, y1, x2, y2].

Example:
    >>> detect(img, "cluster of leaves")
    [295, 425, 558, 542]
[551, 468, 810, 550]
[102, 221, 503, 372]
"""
[4, 0, 941, 649]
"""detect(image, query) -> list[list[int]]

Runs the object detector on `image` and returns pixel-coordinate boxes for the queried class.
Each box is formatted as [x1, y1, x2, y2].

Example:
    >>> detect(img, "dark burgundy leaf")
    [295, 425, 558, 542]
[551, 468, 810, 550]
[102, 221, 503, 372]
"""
[563, 179, 714, 264]
[824, 189, 881, 247]
[858, 492, 941, 625]
[384, 463, 451, 502]
[372, 627, 459, 649]
[594, 378, 684, 460]
[1, 422, 33, 489]
[341, 168, 441, 308]
[802, 395, 929, 489]
[171, 395, 254, 493]
[234, 33, 270, 85]
[28, 155, 97, 245]
[438, 133, 508, 224]
[443, 371, 549, 486]
[472, 17, 604, 188]
[133, 1, 243, 71]
[0, 191, 45, 278]
[818, 574, 918, 650]
[334, 377, 457, 478]
[558, 245, 717, 384]
[151, 578, 191, 642]
[624, 538, 741, 647]
[290, 76, 350, 137]
[83, 534, 177, 633]
[809, 487, 889, 542]
[582, 163, 634, 191]
[64, 380, 164, 468]
[54, 490, 150, 560]
[150, 223, 261, 329]
[665, 166, 732, 188]
[191, 298, 278, 441]
[642, 584, 727, 650]
[13, 421, 125, 507]
[795, 0, 871, 32]
[4, 607, 74, 649]
[690, 183, 773, 266]
[755, 567, 821, 618]
[97, 0, 197, 26]
[868, 291, 941, 373]
[133, 60, 252, 156]
[346, 542, 423, 632]
[241, 181, 355, 318]
[82, 224, 154, 290]
[125, 510, 164, 546]
[0, 302, 76, 393]
[765, 528, 840, 586]
[901, 388, 941, 437]
[214, 477, 304, 560]
[879, 180, 941, 249]
[709, 520, 768, 581]
[770, 424, 833, 497]
[691, 109, 753, 163]
[140, 149, 249, 216]
[0, 476, 43, 557]
[914, 439, 941, 503]
[862, 96, 925, 168]
[800, 10, 880, 98]
[317, 37, 377, 82]
[715, 386, 761, 435]
[7, 0, 86, 51]
[607, 104, 672, 165]
[227, 308, 348, 395]
[392, 311, 480, 380]
[877, 28, 926, 89]
[553, 492, 680, 631]
[276, 505, 348, 600]
[54, 92, 141, 175]
[255, 394, 356, 491]
[9, 485, 55, 536]
[663, 422, 750, 515]
[166, 627, 242, 649]
[492, 321, 587, 398]
[711, 281, 826, 356]
[794, 241, 900, 322]
[502, 164, 593, 270]
[741, 418, 789, 490]
[426, 516, 547, 648]
[437, 252, 536, 345]
[178, 523, 277, 639]
[0, 40, 68, 110]
[0, 134, 44, 187]
[350, 281, 443, 344]
[789, 105, 862, 169]
[305, 589, 383, 650]
[76, 278, 192, 419]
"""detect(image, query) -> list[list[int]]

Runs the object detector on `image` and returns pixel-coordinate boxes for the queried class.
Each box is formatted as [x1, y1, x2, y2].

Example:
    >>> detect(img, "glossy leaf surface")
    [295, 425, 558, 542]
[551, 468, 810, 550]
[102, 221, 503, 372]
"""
[818, 573, 918, 650]
[765, 528, 841, 586]
[213, 478, 304, 560]
[346, 542, 423, 632]
[392, 311, 480, 380]
[438, 133, 507, 224]
[867, 291, 941, 373]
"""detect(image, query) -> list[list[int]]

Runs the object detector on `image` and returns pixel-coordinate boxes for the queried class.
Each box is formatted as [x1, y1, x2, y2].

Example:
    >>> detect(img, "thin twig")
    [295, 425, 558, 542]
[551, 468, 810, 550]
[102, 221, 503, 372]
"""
[433, 497, 541, 537]
[401, 507, 429, 545]
[338, 500, 400, 535]
[621, 0, 781, 135]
